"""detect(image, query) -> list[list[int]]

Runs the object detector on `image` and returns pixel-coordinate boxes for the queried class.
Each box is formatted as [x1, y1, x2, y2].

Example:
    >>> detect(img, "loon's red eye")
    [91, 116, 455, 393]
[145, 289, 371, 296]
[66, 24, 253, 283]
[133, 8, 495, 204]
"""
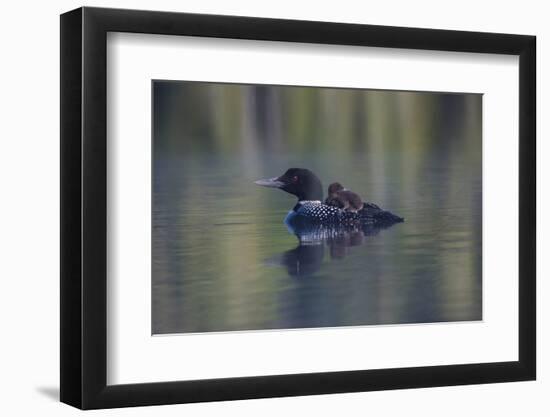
[292, 176, 298, 183]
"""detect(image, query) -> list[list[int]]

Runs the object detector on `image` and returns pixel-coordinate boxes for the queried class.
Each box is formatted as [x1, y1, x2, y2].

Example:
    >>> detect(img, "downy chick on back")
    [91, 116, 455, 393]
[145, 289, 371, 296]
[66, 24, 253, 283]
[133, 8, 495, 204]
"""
[324, 182, 364, 213]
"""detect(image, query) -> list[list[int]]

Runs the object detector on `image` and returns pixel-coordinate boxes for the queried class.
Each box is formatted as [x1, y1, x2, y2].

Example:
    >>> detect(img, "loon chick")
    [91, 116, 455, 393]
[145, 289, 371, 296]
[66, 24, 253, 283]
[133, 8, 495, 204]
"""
[325, 182, 364, 212]
[254, 168, 403, 226]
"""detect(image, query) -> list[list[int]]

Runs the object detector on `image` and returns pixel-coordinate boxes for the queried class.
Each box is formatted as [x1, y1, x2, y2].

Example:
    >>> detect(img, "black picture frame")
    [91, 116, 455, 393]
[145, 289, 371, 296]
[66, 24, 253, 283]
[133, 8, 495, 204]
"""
[60, 6, 536, 410]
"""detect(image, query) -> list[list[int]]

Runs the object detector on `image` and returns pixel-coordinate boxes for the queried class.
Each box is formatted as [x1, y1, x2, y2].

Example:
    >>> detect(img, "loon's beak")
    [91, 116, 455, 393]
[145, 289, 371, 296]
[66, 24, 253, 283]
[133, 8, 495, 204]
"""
[254, 177, 284, 189]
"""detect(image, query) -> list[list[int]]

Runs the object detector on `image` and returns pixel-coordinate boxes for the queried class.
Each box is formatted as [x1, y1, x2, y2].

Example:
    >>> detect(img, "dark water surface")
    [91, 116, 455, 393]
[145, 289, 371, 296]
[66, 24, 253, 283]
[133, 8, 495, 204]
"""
[152, 82, 482, 334]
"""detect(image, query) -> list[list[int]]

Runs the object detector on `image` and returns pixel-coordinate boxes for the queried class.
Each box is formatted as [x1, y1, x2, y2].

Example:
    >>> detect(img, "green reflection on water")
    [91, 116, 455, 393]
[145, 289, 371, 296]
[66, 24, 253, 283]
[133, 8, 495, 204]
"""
[152, 81, 482, 334]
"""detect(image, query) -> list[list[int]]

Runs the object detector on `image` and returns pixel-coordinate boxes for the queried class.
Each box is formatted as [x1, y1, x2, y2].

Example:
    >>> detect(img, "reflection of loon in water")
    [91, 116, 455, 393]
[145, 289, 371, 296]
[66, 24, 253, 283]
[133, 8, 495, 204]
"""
[270, 217, 396, 277]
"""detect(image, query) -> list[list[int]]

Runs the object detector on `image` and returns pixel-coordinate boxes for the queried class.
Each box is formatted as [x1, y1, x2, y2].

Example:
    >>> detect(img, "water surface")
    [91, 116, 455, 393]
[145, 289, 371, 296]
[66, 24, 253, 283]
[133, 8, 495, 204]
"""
[152, 81, 482, 334]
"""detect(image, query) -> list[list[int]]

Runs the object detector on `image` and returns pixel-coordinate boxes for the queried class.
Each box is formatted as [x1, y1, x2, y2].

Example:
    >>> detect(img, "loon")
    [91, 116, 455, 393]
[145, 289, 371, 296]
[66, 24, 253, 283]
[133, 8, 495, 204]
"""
[254, 168, 404, 226]
[325, 182, 364, 212]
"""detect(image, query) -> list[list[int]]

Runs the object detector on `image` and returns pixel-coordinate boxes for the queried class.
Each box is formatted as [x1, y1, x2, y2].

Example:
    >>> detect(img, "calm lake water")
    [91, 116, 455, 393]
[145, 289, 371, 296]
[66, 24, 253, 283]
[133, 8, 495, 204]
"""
[152, 82, 482, 334]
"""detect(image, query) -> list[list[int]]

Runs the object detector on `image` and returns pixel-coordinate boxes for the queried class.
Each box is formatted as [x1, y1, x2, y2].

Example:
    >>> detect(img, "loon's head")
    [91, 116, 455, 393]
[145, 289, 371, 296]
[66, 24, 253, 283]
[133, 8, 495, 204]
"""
[255, 168, 324, 201]
[327, 182, 344, 196]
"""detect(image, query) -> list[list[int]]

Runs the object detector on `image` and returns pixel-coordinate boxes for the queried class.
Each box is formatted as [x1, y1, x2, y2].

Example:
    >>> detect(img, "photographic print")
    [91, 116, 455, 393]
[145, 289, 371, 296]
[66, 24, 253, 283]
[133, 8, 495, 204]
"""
[152, 80, 482, 335]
